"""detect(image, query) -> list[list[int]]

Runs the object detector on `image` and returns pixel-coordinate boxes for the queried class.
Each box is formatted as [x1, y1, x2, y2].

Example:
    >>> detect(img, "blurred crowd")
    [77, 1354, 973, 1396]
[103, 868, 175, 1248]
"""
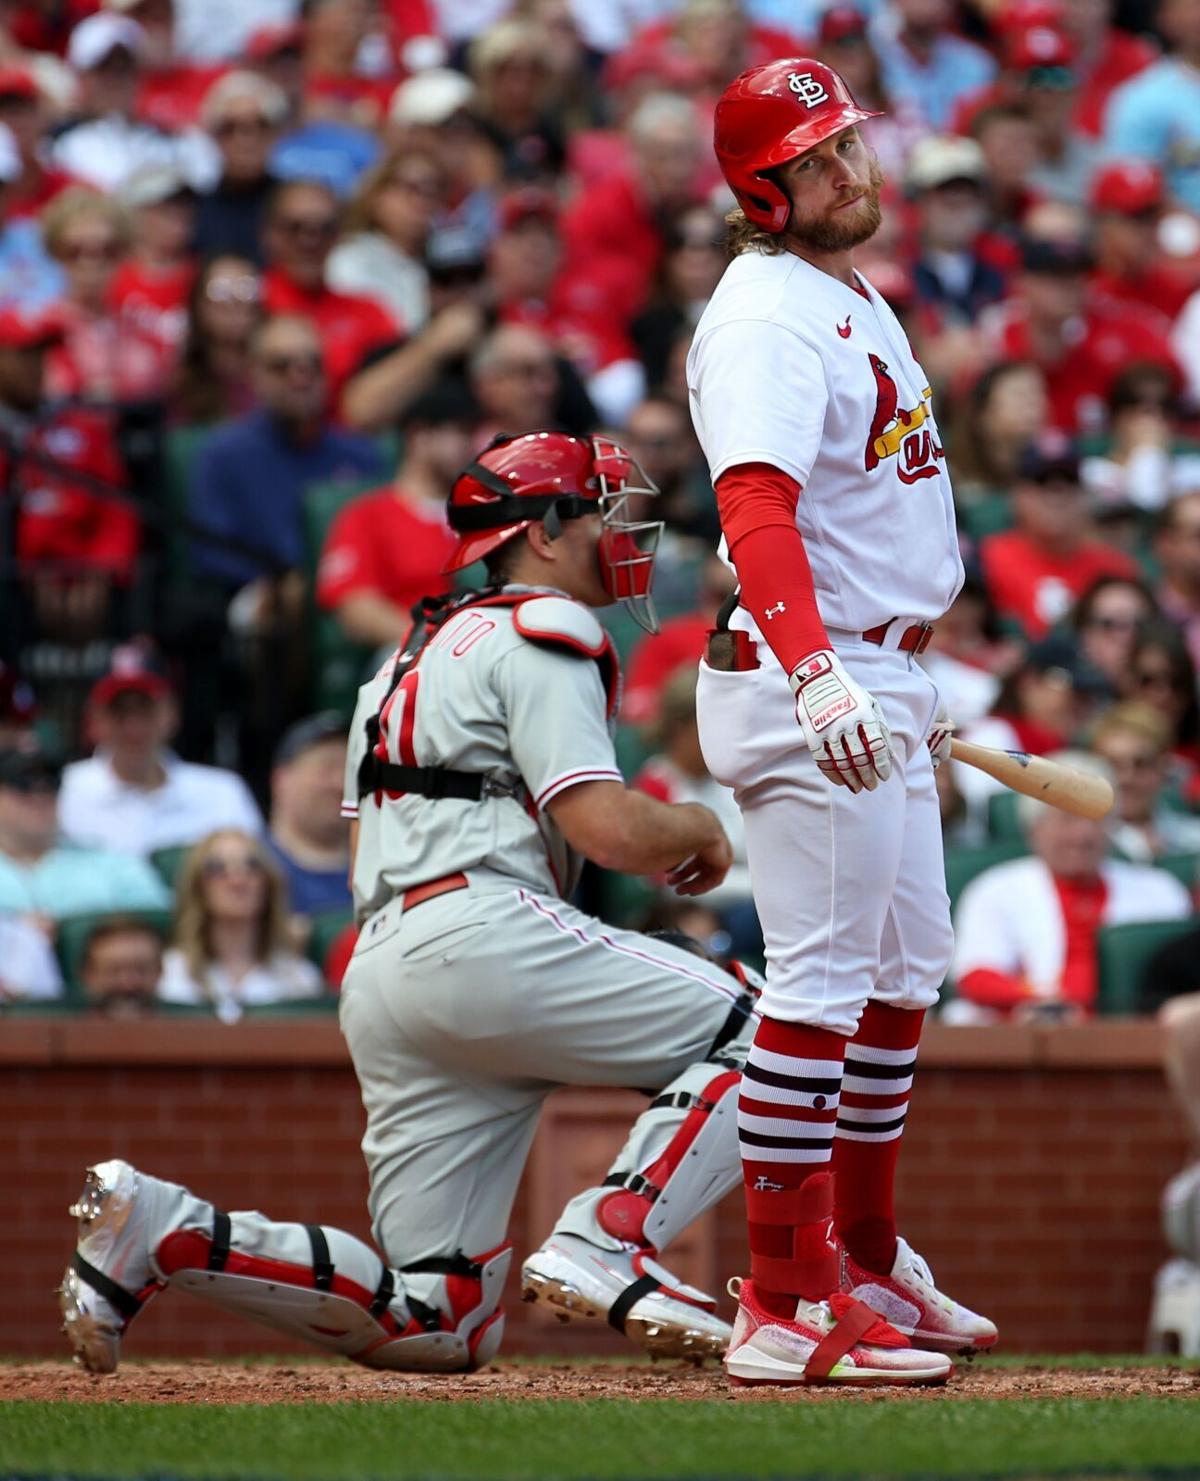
[2, 0, 1200, 1023]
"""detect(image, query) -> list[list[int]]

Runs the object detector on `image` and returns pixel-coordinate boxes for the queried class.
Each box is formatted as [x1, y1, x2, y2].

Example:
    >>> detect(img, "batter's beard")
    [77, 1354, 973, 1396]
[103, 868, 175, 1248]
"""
[786, 159, 884, 254]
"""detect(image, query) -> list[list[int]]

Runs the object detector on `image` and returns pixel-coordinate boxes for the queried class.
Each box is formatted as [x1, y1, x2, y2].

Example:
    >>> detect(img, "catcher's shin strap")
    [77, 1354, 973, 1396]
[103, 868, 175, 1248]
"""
[208, 1209, 232, 1271]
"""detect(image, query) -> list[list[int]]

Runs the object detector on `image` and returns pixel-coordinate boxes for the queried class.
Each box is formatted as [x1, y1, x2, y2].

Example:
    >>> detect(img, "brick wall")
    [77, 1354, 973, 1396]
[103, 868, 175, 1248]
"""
[1, 1019, 1187, 1357]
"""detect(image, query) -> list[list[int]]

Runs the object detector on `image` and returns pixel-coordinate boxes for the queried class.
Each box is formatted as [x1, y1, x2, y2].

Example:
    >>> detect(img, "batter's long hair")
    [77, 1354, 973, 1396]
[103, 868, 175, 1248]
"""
[725, 207, 787, 258]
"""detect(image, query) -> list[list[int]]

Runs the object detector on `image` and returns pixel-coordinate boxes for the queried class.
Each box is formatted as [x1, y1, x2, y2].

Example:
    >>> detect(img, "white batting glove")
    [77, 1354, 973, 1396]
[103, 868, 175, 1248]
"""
[926, 699, 954, 770]
[789, 649, 894, 793]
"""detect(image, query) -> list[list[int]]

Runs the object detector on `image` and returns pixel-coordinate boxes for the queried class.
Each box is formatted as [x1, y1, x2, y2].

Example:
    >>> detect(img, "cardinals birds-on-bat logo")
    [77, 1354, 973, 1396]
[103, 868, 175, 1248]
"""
[864, 353, 943, 483]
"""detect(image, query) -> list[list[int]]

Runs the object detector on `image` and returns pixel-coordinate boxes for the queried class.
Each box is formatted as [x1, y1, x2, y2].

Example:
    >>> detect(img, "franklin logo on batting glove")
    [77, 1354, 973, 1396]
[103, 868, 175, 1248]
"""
[790, 649, 894, 793]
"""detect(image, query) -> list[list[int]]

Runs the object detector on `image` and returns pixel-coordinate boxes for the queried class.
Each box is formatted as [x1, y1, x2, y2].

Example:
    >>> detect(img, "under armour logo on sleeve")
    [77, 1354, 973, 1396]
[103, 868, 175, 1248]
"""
[788, 72, 830, 107]
[765, 601, 787, 619]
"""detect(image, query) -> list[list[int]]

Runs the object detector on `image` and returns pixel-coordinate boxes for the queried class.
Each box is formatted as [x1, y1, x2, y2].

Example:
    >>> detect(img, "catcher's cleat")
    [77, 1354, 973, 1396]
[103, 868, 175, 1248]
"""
[59, 1160, 163, 1374]
[520, 1233, 732, 1361]
[723, 1276, 953, 1387]
[840, 1237, 998, 1356]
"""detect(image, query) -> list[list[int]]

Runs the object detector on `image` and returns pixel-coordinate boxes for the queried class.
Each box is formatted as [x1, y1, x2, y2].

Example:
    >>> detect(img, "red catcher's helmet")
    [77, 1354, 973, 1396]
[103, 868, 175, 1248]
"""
[714, 58, 881, 232]
[446, 430, 663, 631]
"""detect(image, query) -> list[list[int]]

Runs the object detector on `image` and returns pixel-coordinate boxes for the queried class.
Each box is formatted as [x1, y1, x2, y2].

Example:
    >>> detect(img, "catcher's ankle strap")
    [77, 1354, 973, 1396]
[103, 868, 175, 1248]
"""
[805, 1296, 881, 1382]
[71, 1252, 145, 1322]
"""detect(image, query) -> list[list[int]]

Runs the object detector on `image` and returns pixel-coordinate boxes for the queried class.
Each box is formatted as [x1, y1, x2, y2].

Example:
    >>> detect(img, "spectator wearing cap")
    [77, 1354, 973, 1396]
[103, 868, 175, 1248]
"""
[0, 301, 140, 592]
[980, 223, 1179, 434]
[1088, 161, 1192, 322]
[979, 434, 1138, 638]
[950, 751, 1191, 1022]
[325, 144, 446, 331]
[873, 0, 995, 132]
[157, 827, 324, 1023]
[0, 122, 66, 313]
[78, 915, 165, 1017]
[51, 12, 217, 192]
[266, 713, 352, 920]
[1092, 701, 1200, 863]
[814, 3, 927, 180]
[492, 187, 645, 426]
[385, 69, 499, 244]
[0, 740, 170, 919]
[0, 65, 76, 222]
[261, 179, 399, 408]
[188, 313, 383, 592]
[316, 382, 473, 648]
[907, 136, 1007, 329]
[193, 71, 288, 266]
[559, 92, 705, 327]
[1106, 0, 1200, 214]
[40, 187, 173, 406]
[58, 645, 261, 856]
[1015, 25, 1102, 207]
[109, 164, 198, 358]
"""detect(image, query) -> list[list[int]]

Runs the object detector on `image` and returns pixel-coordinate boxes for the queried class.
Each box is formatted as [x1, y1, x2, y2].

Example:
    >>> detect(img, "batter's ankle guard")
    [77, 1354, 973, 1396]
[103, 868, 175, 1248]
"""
[745, 1170, 839, 1298]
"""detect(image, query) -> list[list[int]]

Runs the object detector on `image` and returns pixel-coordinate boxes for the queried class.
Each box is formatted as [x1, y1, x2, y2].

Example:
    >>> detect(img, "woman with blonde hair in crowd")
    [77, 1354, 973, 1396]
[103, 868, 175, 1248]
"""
[157, 828, 324, 1023]
[325, 145, 446, 331]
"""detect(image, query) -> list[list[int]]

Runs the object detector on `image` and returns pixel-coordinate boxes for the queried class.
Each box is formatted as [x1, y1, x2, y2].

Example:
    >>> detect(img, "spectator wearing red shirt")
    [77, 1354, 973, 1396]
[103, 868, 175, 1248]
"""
[316, 381, 476, 648]
[124, 0, 228, 133]
[492, 187, 644, 426]
[1058, 0, 1158, 136]
[1088, 159, 1194, 322]
[559, 92, 704, 327]
[623, 553, 736, 728]
[0, 65, 76, 221]
[980, 230, 1179, 434]
[41, 187, 174, 406]
[979, 433, 1137, 638]
[261, 179, 399, 410]
[109, 164, 199, 360]
[0, 304, 139, 589]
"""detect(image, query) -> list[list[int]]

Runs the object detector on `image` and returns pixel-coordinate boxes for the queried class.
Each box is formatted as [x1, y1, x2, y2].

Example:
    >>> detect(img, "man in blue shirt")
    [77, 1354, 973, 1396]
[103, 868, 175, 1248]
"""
[265, 711, 351, 920]
[1105, 0, 1200, 215]
[0, 743, 170, 921]
[874, 0, 996, 131]
[188, 313, 384, 591]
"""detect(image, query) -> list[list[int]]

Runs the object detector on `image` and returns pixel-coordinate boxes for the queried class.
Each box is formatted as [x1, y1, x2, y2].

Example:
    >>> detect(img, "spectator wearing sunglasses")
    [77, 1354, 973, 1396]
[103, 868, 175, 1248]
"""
[1068, 575, 1160, 690]
[0, 740, 169, 922]
[187, 313, 383, 591]
[157, 828, 325, 1022]
[194, 71, 289, 266]
[1091, 701, 1200, 862]
[261, 179, 399, 407]
[1124, 622, 1200, 781]
[58, 645, 261, 857]
[172, 255, 264, 426]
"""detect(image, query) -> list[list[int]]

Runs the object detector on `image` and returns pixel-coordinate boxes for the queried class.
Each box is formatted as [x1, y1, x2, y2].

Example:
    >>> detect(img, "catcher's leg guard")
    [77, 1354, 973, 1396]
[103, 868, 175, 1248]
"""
[158, 1216, 511, 1372]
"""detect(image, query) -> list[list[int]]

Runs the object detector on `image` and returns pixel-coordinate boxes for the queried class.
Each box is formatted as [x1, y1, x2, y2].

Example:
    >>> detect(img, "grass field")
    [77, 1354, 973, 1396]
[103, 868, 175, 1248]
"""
[2, 1357, 1199, 1481]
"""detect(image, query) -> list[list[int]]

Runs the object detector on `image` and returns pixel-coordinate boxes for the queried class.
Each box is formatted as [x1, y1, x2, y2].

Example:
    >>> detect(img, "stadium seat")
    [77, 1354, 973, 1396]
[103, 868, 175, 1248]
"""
[55, 909, 173, 1002]
[944, 840, 1029, 914]
[958, 492, 1013, 543]
[1156, 854, 1198, 892]
[241, 997, 339, 1016]
[150, 845, 191, 891]
[986, 791, 1023, 842]
[1095, 918, 1197, 1014]
[301, 478, 379, 715]
[307, 907, 355, 972]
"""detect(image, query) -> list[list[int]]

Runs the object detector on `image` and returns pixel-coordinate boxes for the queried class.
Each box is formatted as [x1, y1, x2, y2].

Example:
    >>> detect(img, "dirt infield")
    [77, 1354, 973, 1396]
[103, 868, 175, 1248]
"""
[3, 1359, 1198, 1405]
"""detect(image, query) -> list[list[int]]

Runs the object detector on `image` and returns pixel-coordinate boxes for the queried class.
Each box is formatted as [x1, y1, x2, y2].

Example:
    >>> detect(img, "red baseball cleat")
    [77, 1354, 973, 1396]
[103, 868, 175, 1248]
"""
[840, 1238, 998, 1355]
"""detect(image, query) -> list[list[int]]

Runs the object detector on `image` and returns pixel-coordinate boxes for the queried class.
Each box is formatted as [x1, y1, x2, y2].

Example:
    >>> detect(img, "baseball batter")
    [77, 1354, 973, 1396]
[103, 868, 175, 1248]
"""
[687, 60, 998, 1385]
[59, 432, 761, 1375]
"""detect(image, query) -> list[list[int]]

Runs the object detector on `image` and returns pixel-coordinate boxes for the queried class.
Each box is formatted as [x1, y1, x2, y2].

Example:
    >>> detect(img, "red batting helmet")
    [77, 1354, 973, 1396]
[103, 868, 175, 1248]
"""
[714, 58, 881, 232]
[446, 431, 664, 631]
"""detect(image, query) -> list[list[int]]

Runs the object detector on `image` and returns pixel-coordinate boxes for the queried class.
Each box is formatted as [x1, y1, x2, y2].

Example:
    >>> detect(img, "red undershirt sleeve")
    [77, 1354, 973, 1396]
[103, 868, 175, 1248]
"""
[956, 967, 1031, 1012]
[715, 461, 830, 676]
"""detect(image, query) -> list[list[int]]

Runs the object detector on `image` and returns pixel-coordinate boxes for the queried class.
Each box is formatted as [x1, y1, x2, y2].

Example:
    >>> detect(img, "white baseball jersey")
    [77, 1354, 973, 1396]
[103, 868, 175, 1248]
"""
[342, 589, 623, 920]
[686, 249, 964, 632]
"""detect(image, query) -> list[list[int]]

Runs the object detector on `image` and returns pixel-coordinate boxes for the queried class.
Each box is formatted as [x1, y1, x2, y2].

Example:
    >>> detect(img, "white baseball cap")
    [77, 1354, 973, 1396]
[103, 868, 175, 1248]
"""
[389, 68, 475, 128]
[67, 13, 148, 72]
[906, 136, 986, 193]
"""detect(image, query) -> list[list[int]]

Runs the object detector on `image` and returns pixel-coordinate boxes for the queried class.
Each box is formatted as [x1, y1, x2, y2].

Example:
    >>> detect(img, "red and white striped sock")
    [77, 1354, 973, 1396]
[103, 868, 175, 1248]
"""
[738, 1015, 847, 1314]
[833, 1001, 924, 1276]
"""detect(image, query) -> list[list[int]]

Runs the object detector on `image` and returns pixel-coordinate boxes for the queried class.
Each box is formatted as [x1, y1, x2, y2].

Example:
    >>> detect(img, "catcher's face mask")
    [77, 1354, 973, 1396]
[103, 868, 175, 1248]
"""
[591, 436, 663, 635]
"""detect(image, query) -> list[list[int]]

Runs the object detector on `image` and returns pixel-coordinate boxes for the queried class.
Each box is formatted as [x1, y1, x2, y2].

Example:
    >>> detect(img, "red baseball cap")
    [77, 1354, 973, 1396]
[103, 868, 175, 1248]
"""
[497, 187, 559, 233]
[818, 5, 870, 45]
[245, 20, 305, 62]
[88, 644, 172, 708]
[0, 66, 38, 102]
[1090, 159, 1164, 215]
[0, 304, 65, 350]
[1007, 24, 1074, 70]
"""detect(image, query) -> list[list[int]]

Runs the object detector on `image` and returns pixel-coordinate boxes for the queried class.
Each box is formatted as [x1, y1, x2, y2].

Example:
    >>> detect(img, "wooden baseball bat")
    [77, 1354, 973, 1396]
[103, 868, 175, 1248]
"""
[949, 739, 1114, 820]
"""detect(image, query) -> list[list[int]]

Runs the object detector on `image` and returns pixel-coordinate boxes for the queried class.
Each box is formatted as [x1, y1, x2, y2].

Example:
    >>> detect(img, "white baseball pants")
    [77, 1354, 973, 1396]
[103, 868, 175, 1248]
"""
[696, 628, 952, 1036]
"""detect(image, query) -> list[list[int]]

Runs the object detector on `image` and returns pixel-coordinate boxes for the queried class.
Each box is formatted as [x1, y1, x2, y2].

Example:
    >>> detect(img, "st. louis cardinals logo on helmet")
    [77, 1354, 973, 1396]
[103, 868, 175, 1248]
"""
[863, 354, 943, 483]
[787, 71, 830, 108]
